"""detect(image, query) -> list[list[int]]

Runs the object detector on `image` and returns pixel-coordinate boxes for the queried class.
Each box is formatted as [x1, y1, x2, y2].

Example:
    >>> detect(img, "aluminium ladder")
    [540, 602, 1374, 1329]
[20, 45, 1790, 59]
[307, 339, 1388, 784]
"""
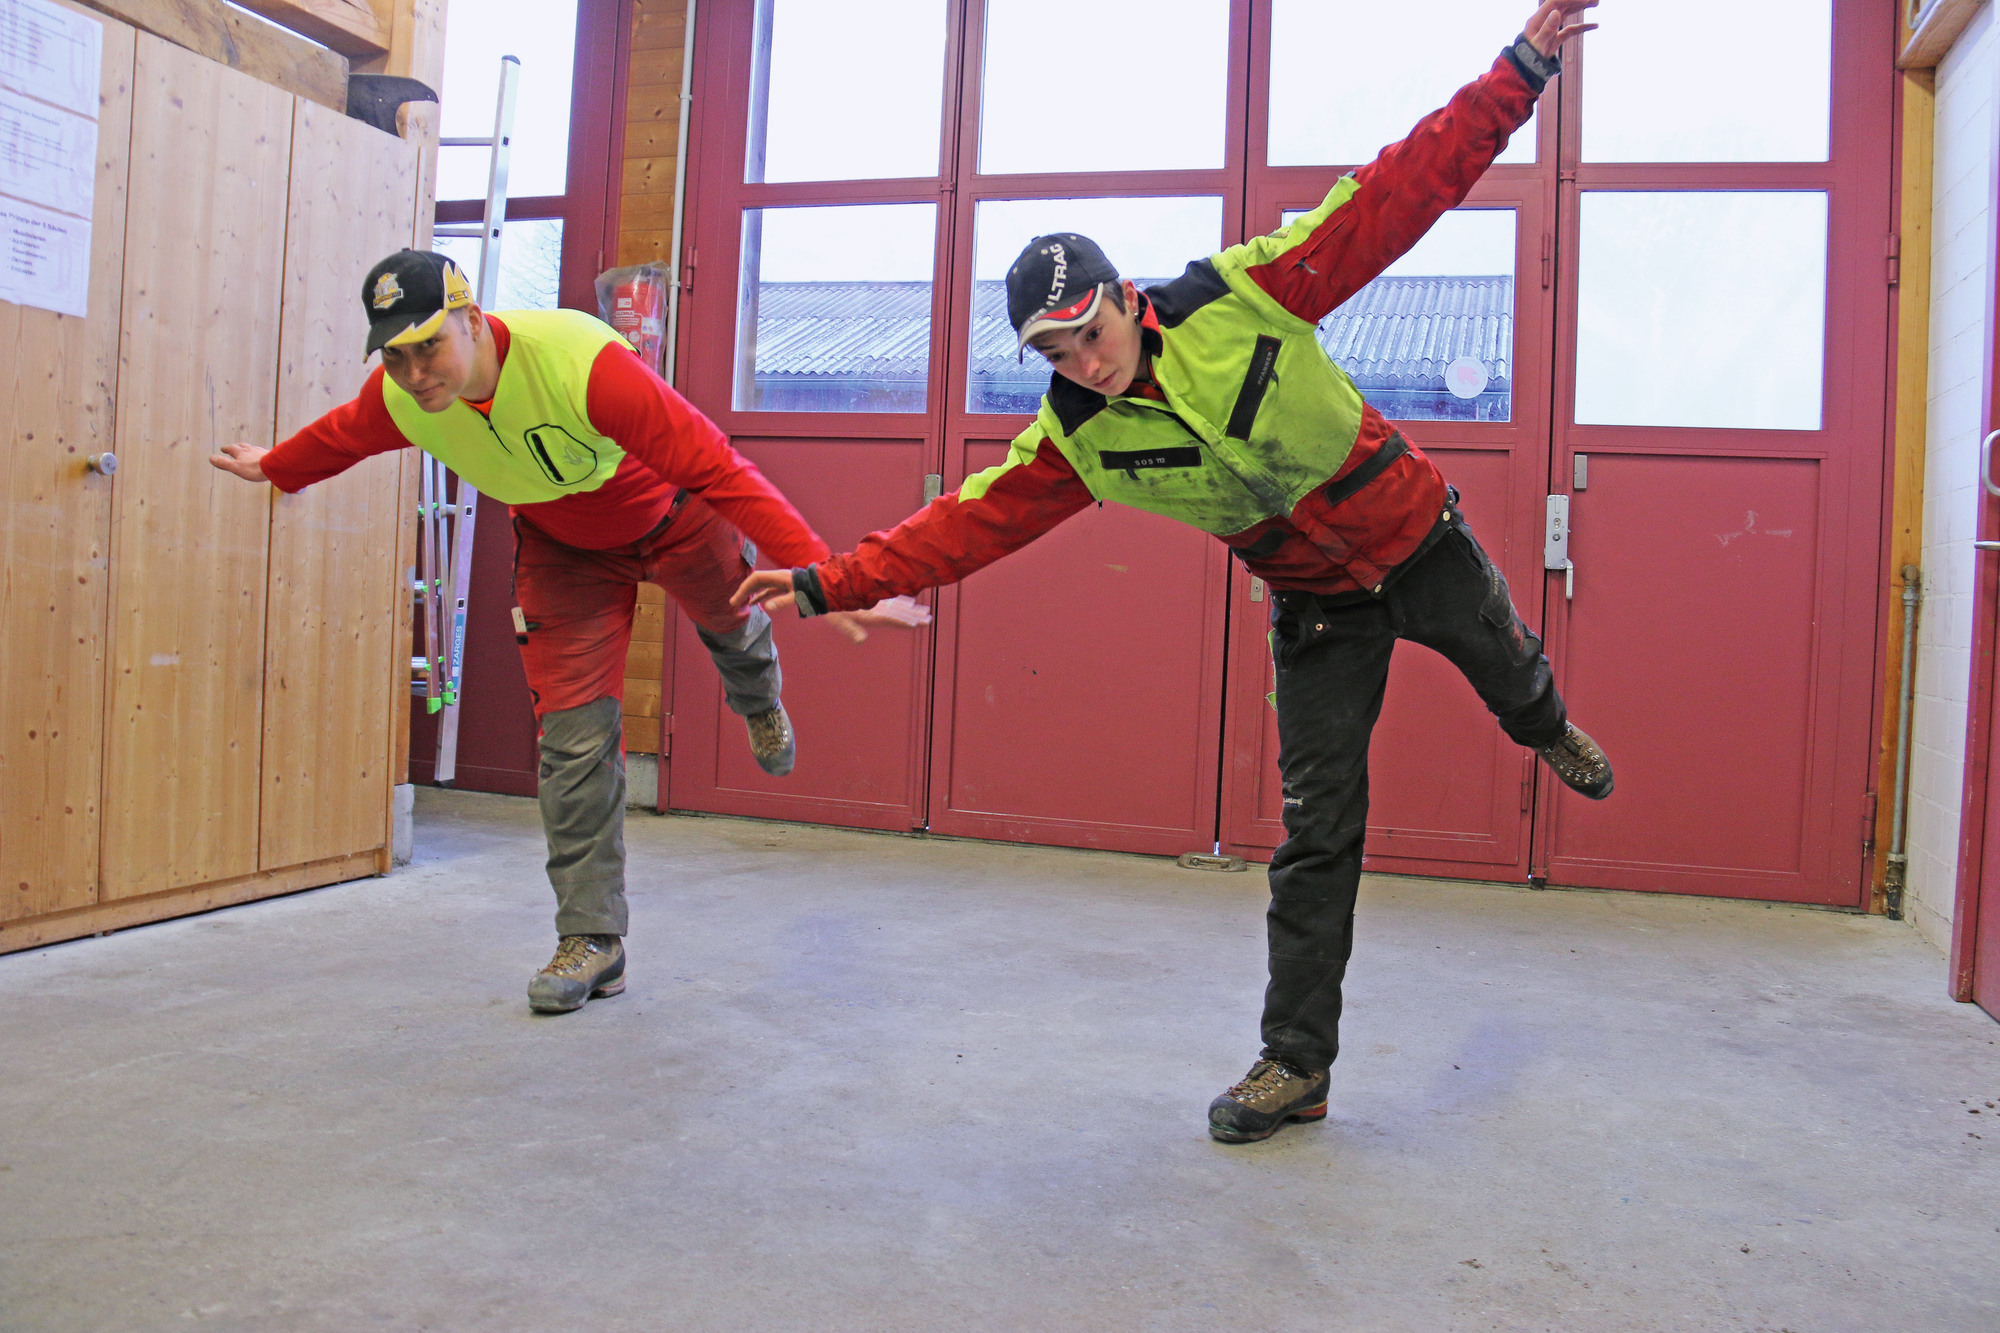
[411, 54, 520, 784]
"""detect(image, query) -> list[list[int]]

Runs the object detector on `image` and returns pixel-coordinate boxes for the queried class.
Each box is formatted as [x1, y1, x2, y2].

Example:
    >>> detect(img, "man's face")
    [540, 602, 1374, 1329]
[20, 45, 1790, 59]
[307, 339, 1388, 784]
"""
[1027, 282, 1144, 396]
[380, 308, 480, 412]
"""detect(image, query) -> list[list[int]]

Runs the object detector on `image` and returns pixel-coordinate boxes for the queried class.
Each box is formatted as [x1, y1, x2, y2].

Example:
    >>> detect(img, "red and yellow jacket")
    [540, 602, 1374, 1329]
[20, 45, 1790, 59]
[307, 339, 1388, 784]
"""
[261, 313, 830, 567]
[801, 52, 1542, 613]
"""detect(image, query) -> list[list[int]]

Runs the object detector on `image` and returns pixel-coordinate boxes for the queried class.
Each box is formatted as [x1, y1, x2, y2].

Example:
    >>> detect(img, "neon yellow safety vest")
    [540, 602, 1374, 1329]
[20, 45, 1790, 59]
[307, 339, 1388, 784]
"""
[968, 178, 1370, 537]
[381, 308, 635, 505]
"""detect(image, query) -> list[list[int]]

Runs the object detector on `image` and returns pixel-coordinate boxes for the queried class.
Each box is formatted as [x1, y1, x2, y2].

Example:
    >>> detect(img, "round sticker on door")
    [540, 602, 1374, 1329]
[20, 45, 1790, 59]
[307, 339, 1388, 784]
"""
[1445, 356, 1489, 400]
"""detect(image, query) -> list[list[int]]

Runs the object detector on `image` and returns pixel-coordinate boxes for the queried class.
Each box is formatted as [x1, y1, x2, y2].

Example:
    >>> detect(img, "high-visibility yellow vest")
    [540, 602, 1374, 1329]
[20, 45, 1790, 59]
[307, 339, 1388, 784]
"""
[968, 177, 1370, 537]
[381, 308, 634, 505]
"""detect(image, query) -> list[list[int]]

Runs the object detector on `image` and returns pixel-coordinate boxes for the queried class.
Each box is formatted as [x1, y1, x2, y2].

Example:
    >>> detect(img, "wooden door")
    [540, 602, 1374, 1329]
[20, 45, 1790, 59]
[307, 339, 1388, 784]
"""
[0, 11, 135, 923]
[258, 100, 419, 871]
[99, 36, 294, 898]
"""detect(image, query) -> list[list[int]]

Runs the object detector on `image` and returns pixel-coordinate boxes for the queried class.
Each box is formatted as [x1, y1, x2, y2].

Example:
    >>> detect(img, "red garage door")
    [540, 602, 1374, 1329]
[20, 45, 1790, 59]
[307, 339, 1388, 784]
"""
[668, 0, 1894, 906]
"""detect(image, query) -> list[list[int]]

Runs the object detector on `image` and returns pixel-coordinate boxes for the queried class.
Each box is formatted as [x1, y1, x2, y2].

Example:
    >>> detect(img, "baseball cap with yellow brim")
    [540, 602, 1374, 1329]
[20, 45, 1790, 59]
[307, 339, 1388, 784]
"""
[361, 249, 474, 357]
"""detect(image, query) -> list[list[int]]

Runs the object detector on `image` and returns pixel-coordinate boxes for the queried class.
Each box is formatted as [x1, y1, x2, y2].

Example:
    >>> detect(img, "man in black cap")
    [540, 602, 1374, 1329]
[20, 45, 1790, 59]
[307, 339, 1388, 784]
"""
[212, 249, 920, 1013]
[737, 1, 1610, 1140]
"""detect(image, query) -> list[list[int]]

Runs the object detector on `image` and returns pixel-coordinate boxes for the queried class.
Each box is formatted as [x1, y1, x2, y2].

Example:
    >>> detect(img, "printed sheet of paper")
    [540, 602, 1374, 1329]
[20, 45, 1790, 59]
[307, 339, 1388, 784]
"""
[0, 0, 101, 118]
[0, 85, 93, 215]
[0, 193, 89, 317]
[0, 0, 97, 315]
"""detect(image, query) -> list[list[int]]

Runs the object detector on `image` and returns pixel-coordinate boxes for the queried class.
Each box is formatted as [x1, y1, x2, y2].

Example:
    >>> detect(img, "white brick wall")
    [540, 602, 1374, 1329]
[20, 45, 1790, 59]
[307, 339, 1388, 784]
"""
[1906, 4, 1998, 953]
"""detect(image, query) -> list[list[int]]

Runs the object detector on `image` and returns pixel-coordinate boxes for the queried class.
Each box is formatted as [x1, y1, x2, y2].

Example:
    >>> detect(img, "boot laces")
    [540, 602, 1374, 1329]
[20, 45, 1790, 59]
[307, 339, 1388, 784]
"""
[542, 935, 603, 977]
[1229, 1060, 1303, 1101]
[747, 707, 791, 755]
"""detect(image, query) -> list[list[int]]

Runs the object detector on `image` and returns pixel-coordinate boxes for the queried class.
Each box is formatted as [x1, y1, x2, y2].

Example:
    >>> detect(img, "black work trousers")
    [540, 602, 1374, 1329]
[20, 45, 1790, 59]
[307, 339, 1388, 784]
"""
[1260, 510, 1567, 1073]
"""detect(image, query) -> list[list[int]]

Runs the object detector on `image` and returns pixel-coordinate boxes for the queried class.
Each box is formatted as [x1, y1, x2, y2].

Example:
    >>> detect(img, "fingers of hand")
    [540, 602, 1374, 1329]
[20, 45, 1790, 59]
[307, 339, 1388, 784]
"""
[869, 595, 932, 627]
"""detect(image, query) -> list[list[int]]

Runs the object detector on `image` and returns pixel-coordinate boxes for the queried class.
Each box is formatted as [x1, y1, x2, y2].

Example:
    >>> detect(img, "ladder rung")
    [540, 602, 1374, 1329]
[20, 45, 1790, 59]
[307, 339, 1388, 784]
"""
[438, 137, 495, 148]
[431, 225, 483, 238]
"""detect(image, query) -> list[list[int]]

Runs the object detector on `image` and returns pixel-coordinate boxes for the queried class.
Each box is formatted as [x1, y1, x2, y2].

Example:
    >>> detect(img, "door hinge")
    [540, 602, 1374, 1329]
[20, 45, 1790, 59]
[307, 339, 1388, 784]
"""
[680, 247, 697, 295]
[661, 712, 673, 760]
[1540, 231, 1553, 289]
[1886, 234, 1901, 287]
[1861, 789, 1878, 853]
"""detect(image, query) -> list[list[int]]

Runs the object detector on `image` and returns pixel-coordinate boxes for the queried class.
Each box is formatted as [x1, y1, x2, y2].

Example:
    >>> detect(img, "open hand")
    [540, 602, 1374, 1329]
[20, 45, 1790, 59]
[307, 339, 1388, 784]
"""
[733, 568, 798, 615]
[1524, 0, 1597, 56]
[210, 442, 270, 482]
[823, 596, 932, 644]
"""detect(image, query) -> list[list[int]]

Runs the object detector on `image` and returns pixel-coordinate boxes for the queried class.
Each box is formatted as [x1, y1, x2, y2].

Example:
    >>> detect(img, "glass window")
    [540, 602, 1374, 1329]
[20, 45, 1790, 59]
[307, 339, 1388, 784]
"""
[746, 0, 947, 183]
[978, 0, 1229, 175]
[1583, 0, 1829, 162]
[434, 219, 566, 311]
[1280, 208, 1515, 423]
[436, 0, 578, 200]
[734, 203, 938, 413]
[967, 196, 1224, 414]
[1574, 192, 1826, 431]
[1269, 0, 1535, 167]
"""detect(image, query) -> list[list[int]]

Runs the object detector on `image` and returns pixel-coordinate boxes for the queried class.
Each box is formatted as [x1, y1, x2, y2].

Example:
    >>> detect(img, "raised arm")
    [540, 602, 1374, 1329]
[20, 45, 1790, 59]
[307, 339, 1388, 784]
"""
[1226, 0, 1596, 324]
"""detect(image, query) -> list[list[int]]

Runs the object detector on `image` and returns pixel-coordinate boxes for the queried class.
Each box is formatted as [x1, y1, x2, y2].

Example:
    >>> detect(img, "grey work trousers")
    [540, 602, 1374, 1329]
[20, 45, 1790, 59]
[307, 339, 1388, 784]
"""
[536, 610, 781, 939]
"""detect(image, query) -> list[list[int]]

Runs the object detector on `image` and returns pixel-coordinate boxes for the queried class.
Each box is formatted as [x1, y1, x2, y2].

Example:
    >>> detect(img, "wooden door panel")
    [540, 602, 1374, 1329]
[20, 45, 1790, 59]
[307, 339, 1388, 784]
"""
[1220, 444, 1540, 875]
[926, 439, 1230, 855]
[259, 101, 419, 871]
[666, 437, 933, 831]
[100, 37, 293, 898]
[1541, 451, 1839, 899]
[0, 14, 135, 923]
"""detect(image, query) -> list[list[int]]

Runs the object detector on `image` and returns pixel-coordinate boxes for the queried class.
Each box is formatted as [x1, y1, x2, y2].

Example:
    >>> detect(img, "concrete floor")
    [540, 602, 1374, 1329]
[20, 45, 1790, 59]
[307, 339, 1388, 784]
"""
[2, 790, 1998, 1332]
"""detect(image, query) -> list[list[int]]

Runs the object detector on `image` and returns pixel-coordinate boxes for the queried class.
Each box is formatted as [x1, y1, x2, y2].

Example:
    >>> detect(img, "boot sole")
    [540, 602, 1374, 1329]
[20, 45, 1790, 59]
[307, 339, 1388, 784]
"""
[527, 974, 625, 1014]
[1208, 1101, 1328, 1144]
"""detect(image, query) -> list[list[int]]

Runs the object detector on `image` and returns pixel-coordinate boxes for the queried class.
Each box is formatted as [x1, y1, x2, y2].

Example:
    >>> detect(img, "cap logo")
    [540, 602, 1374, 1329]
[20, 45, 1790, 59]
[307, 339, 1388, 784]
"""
[1042, 242, 1069, 312]
[441, 260, 472, 309]
[371, 273, 404, 310]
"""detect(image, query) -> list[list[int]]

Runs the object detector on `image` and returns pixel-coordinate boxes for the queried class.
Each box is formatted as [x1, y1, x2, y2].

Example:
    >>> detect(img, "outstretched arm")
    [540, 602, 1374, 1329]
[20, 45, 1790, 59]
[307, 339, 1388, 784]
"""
[1229, 0, 1599, 324]
[734, 432, 1096, 617]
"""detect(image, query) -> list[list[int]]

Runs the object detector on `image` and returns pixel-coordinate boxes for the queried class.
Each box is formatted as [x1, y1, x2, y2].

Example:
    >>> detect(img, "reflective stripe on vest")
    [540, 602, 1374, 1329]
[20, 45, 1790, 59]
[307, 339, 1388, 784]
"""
[382, 308, 634, 505]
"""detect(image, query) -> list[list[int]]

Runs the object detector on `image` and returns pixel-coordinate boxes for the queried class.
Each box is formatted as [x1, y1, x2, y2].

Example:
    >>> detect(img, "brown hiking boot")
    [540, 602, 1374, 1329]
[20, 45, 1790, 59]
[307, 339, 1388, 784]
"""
[527, 934, 625, 1014]
[745, 702, 796, 777]
[1538, 722, 1614, 800]
[1208, 1059, 1330, 1143]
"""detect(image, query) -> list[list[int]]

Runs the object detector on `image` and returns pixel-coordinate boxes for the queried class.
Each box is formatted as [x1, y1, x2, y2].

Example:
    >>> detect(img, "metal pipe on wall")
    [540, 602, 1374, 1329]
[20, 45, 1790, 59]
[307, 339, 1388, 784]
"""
[1885, 564, 1923, 920]
[663, 0, 698, 386]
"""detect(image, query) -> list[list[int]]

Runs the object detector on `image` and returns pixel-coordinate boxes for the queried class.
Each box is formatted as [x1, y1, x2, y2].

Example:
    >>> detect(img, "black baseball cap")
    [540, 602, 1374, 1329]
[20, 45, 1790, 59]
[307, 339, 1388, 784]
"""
[1006, 233, 1119, 355]
[361, 249, 474, 356]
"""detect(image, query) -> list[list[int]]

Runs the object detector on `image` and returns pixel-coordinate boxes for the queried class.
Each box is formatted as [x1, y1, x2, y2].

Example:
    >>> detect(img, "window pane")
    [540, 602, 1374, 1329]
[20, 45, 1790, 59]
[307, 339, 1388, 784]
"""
[1574, 192, 1826, 430]
[437, 0, 578, 200]
[979, 0, 1228, 175]
[1280, 209, 1515, 423]
[1269, 0, 1534, 167]
[735, 203, 937, 413]
[1583, 0, 1829, 162]
[746, 0, 946, 183]
[968, 197, 1224, 414]
[434, 219, 565, 311]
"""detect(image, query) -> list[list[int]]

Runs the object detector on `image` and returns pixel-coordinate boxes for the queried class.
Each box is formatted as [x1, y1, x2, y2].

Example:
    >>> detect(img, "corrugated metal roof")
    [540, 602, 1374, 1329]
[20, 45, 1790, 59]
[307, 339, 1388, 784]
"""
[747, 276, 1514, 391]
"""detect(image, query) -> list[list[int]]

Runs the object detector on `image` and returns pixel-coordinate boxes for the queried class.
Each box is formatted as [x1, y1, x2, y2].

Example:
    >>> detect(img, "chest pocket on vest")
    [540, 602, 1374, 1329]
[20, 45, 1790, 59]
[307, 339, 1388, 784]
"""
[1098, 445, 1202, 480]
[522, 424, 600, 486]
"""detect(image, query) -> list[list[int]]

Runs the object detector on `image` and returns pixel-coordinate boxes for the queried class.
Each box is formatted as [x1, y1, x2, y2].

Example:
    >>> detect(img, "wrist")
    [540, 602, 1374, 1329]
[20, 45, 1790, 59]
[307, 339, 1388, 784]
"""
[792, 565, 828, 617]
[1502, 33, 1561, 95]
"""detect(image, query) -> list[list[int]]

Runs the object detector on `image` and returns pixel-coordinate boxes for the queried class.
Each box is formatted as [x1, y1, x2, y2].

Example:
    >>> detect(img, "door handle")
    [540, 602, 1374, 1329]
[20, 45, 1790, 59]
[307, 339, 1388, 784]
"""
[1982, 429, 2000, 497]
[1545, 494, 1573, 600]
[86, 452, 117, 475]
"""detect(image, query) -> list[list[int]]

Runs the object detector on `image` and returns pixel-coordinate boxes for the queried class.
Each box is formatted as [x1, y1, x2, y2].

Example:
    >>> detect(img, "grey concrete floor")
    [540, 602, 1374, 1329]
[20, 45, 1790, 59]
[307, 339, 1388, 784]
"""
[2, 790, 1998, 1333]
